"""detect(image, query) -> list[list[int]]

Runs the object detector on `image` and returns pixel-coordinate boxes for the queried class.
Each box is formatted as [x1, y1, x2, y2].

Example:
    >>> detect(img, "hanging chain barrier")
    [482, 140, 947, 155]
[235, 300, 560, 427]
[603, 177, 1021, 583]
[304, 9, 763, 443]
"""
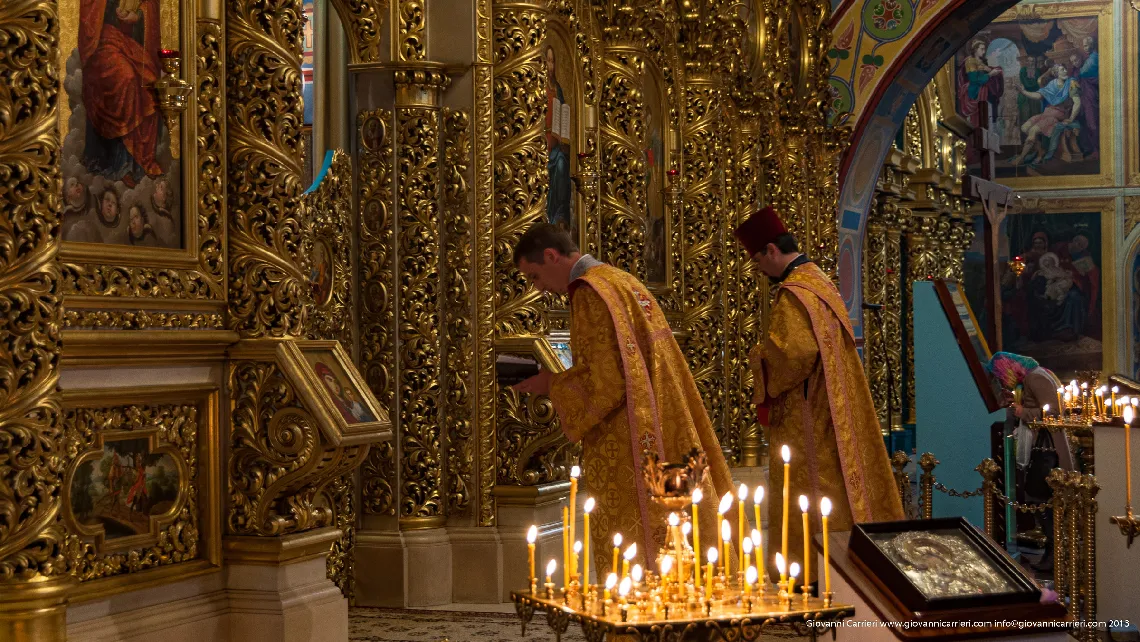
[932, 482, 985, 498]
[987, 486, 1052, 514]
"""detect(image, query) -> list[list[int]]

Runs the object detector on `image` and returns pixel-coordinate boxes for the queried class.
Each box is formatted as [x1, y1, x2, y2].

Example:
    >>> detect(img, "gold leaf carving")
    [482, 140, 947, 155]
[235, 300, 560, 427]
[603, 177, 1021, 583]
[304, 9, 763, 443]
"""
[63, 310, 224, 330]
[475, 0, 497, 523]
[304, 150, 354, 349]
[327, 0, 386, 63]
[397, 0, 426, 61]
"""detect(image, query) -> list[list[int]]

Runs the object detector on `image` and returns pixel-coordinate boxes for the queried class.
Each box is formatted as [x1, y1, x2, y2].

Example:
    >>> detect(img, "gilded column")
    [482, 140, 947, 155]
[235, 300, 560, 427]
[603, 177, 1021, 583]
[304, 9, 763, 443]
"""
[903, 170, 947, 423]
[864, 191, 891, 432]
[884, 203, 905, 432]
[737, 115, 763, 465]
[394, 67, 449, 528]
[0, 0, 74, 634]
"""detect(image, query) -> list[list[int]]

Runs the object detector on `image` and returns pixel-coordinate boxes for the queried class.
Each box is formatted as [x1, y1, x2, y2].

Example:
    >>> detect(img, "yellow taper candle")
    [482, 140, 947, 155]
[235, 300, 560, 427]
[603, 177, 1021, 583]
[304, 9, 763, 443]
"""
[751, 528, 763, 582]
[612, 533, 622, 578]
[562, 505, 570, 586]
[583, 497, 594, 589]
[691, 488, 702, 587]
[1112, 386, 1119, 417]
[569, 466, 579, 576]
[717, 492, 732, 572]
[706, 547, 717, 597]
[527, 525, 537, 591]
[745, 565, 757, 599]
[799, 494, 810, 589]
[788, 562, 799, 598]
[604, 573, 617, 602]
[775, 552, 785, 590]
[720, 518, 732, 577]
[752, 486, 764, 544]
[737, 483, 748, 571]
[780, 445, 791, 582]
[573, 540, 581, 582]
[669, 513, 682, 582]
[742, 535, 752, 575]
[1125, 406, 1134, 509]
[821, 497, 832, 596]
[623, 543, 636, 579]
[546, 559, 557, 585]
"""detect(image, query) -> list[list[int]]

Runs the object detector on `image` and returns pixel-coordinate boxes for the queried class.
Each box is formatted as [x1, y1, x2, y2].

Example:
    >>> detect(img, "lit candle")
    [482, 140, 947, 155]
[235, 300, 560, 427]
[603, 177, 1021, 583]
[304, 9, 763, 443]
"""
[1057, 387, 1064, 419]
[612, 533, 622, 577]
[562, 505, 570, 586]
[780, 445, 791, 583]
[752, 486, 764, 544]
[799, 494, 810, 589]
[821, 497, 832, 596]
[706, 547, 717, 597]
[691, 488, 702, 587]
[631, 564, 643, 591]
[604, 573, 617, 602]
[546, 559, 557, 585]
[1131, 397, 1137, 409]
[745, 565, 757, 599]
[669, 513, 682, 582]
[574, 540, 582, 583]
[623, 543, 636, 579]
[1043, 404, 1050, 421]
[583, 498, 595, 589]
[720, 519, 732, 577]
[660, 555, 674, 589]
[1096, 389, 1104, 417]
[569, 466, 579, 576]
[775, 552, 785, 589]
[751, 528, 763, 582]
[1125, 405, 1134, 510]
[619, 576, 631, 608]
[788, 562, 800, 598]
[682, 521, 691, 545]
[1112, 386, 1119, 416]
[737, 484, 748, 572]
[742, 535, 753, 575]
[527, 525, 537, 591]
[717, 492, 732, 570]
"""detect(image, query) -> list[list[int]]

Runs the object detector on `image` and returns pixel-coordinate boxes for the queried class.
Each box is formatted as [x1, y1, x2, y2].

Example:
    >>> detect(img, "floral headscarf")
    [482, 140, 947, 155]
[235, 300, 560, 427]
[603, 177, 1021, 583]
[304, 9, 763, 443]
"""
[985, 351, 1040, 391]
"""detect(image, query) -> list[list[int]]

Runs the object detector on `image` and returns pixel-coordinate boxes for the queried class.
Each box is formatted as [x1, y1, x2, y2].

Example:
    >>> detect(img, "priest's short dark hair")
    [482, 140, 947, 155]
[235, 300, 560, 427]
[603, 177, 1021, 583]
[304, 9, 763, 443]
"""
[773, 233, 799, 255]
[513, 223, 579, 265]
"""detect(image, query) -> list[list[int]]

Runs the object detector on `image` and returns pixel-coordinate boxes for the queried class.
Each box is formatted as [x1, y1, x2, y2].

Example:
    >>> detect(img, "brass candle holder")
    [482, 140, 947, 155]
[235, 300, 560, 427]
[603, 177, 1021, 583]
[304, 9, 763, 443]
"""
[1110, 512, 1140, 548]
[151, 49, 193, 132]
[822, 591, 834, 608]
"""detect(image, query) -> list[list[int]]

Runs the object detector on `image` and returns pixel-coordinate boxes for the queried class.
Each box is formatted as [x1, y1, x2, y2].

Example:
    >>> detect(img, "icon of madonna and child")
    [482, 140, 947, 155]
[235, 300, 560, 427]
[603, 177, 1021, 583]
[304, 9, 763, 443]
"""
[313, 360, 377, 424]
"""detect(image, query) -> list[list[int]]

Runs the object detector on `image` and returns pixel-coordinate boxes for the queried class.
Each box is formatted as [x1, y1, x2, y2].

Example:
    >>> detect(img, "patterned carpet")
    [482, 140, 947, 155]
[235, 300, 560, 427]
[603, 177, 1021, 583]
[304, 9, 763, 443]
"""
[349, 607, 586, 642]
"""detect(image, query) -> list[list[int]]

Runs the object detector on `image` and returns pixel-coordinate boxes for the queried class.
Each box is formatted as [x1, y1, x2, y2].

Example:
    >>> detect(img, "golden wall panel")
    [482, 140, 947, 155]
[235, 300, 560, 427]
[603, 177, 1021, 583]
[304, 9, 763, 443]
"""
[0, 0, 68, 585]
[357, 108, 397, 516]
[599, 47, 647, 279]
[61, 386, 221, 598]
[735, 117, 763, 463]
[395, 0, 426, 61]
[226, 0, 310, 338]
[320, 473, 355, 601]
[304, 150, 355, 350]
[328, 0, 386, 63]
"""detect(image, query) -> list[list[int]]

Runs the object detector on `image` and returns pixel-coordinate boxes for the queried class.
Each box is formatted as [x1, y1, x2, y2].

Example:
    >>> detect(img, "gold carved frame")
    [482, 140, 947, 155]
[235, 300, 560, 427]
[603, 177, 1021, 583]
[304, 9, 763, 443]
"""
[58, 0, 227, 328]
[1127, 9, 1140, 186]
[276, 339, 393, 446]
[60, 385, 222, 603]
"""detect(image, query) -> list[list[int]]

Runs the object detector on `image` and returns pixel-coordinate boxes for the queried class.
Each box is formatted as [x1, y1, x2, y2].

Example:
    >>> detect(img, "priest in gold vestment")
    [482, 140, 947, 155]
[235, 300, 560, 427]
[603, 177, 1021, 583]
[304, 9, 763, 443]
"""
[735, 207, 904, 588]
[513, 223, 735, 577]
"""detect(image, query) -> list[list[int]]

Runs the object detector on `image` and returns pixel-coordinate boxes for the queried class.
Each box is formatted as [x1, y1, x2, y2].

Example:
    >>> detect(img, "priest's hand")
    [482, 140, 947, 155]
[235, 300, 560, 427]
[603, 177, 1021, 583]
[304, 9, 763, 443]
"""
[513, 370, 553, 396]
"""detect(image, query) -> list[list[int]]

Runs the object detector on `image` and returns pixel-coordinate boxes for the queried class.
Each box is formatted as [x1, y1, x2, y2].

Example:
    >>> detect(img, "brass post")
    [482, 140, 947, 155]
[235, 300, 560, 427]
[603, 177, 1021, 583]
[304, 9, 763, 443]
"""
[1077, 474, 1099, 641]
[919, 453, 939, 519]
[890, 450, 911, 511]
[976, 459, 1000, 539]
[1047, 469, 1068, 602]
[1066, 472, 1080, 623]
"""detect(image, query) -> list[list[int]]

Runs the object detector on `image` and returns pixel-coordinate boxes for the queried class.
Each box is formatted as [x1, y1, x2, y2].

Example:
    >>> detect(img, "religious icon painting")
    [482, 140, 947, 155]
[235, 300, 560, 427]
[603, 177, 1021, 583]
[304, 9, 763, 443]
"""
[954, 1, 1114, 188]
[543, 22, 577, 245]
[302, 0, 316, 127]
[58, 0, 184, 248]
[277, 340, 392, 447]
[310, 239, 334, 305]
[643, 65, 669, 286]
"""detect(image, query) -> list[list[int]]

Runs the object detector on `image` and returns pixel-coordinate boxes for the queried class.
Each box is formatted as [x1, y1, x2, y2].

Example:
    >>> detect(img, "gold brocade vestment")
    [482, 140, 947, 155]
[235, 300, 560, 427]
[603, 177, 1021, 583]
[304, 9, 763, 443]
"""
[750, 262, 904, 585]
[549, 264, 735, 578]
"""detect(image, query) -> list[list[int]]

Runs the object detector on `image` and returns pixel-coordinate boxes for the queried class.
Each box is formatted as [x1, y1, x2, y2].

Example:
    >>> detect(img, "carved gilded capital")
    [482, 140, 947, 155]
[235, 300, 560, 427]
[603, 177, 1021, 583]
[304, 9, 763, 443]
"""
[394, 64, 451, 108]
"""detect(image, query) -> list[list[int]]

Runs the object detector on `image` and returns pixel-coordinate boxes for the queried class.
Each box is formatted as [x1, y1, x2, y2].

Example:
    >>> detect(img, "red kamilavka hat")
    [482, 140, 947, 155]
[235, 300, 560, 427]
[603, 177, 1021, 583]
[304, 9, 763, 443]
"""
[734, 206, 788, 256]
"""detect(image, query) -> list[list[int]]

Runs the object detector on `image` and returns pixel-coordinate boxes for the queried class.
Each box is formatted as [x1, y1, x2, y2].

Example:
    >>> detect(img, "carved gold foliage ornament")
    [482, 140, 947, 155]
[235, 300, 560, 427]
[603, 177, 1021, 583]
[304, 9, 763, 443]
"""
[443, 109, 475, 515]
[226, 0, 311, 339]
[327, 0, 386, 63]
[600, 48, 648, 280]
[0, 0, 69, 584]
[63, 310, 224, 330]
[492, 0, 547, 338]
[228, 359, 367, 535]
[61, 397, 205, 582]
[497, 389, 573, 486]
[304, 150, 354, 349]
[196, 20, 227, 296]
[396, 0, 426, 61]
[320, 473, 355, 601]
[357, 108, 398, 516]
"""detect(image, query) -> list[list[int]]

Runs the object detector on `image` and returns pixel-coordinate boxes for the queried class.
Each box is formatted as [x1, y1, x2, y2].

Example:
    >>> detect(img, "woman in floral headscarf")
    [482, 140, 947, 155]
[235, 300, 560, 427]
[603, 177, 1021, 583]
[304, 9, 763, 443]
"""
[985, 351, 1076, 571]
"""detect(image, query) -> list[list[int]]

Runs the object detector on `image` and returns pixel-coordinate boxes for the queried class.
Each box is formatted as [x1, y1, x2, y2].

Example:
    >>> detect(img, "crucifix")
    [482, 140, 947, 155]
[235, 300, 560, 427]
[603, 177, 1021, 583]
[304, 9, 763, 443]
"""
[962, 99, 1016, 353]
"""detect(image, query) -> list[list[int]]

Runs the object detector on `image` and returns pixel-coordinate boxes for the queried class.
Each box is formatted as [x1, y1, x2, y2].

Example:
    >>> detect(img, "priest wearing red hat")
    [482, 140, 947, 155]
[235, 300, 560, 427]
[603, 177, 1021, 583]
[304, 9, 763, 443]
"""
[735, 206, 904, 589]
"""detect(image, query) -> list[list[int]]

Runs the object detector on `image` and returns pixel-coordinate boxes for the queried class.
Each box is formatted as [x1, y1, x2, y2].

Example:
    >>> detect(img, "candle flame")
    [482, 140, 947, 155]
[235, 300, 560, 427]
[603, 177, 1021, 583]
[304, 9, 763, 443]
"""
[631, 564, 643, 583]
[668, 512, 679, 527]
[707, 547, 718, 564]
[660, 555, 674, 574]
[584, 497, 595, 513]
[721, 519, 731, 541]
[1096, 389, 1103, 397]
[746, 566, 758, 584]
[1114, 386, 1120, 393]
[799, 494, 809, 512]
[546, 559, 557, 576]
[738, 483, 748, 500]
[775, 552, 785, 574]
[1070, 380, 1077, 388]
[570, 465, 580, 478]
[1125, 405, 1134, 425]
[682, 522, 691, 536]
[614, 533, 622, 547]
[619, 577, 632, 597]
[789, 562, 800, 578]
[692, 487, 703, 504]
[1132, 398, 1138, 407]
[821, 497, 832, 516]
[1043, 404, 1050, 413]
[743, 537, 753, 554]
[751, 529, 761, 546]
[718, 492, 733, 514]
[574, 540, 582, 553]
[753, 486, 764, 504]
[1081, 382, 1088, 390]
[624, 543, 637, 560]
[781, 444, 791, 463]
[606, 573, 618, 590]
[527, 525, 537, 544]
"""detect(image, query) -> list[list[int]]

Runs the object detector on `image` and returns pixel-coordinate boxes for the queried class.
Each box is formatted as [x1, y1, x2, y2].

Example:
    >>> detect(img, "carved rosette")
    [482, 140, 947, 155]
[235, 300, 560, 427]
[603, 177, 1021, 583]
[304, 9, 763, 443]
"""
[226, 0, 311, 338]
[357, 109, 397, 517]
[492, 0, 547, 338]
[227, 359, 368, 536]
[0, 0, 69, 587]
[599, 46, 647, 280]
[304, 150, 354, 349]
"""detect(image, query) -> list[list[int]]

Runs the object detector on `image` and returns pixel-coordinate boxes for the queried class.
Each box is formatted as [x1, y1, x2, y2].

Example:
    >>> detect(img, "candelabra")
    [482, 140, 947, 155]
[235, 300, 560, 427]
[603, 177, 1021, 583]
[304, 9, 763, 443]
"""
[152, 49, 194, 133]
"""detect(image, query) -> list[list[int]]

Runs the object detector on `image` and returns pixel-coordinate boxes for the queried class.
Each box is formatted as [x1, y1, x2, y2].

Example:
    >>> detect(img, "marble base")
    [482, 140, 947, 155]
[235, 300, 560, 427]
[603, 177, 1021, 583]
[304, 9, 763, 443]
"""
[354, 528, 453, 608]
[67, 575, 229, 642]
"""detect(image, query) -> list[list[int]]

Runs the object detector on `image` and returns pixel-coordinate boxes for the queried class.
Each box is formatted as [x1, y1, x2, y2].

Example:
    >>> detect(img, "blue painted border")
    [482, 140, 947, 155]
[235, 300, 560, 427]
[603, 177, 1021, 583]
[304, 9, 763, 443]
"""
[305, 150, 335, 194]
